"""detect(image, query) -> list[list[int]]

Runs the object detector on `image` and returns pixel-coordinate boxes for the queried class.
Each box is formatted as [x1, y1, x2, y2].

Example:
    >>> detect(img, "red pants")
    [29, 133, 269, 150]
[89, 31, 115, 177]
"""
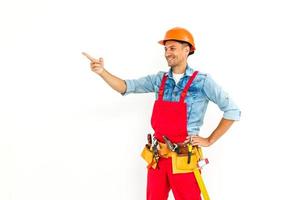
[147, 157, 201, 200]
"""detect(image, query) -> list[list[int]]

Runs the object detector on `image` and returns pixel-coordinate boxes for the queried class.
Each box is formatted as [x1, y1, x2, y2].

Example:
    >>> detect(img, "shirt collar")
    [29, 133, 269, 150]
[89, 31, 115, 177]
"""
[167, 65, 194, 78]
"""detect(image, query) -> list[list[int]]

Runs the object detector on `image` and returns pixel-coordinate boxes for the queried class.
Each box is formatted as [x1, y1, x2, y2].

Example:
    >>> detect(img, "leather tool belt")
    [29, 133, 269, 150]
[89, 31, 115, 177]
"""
[141, 135, 203, 172]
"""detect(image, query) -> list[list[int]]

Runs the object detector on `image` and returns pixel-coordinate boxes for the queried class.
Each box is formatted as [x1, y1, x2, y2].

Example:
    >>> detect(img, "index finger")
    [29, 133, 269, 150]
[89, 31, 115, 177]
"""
[82, 52, 96, 62]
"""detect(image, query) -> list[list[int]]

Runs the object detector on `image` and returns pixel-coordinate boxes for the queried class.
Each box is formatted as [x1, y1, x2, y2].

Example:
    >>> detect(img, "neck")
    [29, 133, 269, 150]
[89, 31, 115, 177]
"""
[172, 62, 187, 74]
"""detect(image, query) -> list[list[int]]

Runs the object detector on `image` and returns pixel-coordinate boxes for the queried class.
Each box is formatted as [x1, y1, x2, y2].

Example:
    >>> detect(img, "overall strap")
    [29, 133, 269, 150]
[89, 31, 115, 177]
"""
[179, 71, 199, 103]
[158, 73, 168, 101]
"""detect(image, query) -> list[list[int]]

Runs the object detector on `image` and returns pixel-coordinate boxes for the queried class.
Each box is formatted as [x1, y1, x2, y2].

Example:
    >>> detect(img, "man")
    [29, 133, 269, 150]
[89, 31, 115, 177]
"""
[83, 27, 241, 200]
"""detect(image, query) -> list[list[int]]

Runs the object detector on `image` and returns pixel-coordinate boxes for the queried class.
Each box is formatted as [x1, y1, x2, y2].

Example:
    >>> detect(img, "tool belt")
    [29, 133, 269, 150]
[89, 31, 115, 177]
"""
[141, 139, 203, 172]
[141, 134, 210, 200]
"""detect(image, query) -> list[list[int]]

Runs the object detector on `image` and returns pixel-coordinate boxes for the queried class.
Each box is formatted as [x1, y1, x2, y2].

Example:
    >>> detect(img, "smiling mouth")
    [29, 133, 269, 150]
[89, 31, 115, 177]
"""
[167, 58, 175, 62]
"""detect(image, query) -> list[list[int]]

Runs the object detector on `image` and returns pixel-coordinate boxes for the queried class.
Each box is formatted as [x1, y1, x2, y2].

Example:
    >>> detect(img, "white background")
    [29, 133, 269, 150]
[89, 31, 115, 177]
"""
[1, 0, 300, 199]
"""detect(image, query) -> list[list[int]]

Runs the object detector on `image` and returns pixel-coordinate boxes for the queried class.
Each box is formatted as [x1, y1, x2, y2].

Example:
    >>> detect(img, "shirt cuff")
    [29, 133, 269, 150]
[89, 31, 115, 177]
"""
[223, 110, 241, 121]
[121, 79, 134, 96]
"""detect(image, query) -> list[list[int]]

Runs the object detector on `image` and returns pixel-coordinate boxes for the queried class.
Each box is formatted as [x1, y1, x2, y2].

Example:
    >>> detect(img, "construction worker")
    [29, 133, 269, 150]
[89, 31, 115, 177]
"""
[83, 27, 241, 200]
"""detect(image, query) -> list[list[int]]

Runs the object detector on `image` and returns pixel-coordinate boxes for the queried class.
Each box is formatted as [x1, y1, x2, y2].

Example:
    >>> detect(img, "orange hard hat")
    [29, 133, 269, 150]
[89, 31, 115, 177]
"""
[158, 27, 196, 53]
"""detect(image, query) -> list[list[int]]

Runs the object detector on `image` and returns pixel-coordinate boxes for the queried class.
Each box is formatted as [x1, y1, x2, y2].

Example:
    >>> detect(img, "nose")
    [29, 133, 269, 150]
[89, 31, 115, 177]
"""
[165, 49, 172, 57]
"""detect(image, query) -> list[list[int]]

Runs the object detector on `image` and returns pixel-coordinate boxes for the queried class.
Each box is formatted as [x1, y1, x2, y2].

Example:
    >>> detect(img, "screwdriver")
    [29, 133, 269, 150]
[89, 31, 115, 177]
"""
[187, 137, 192, 164]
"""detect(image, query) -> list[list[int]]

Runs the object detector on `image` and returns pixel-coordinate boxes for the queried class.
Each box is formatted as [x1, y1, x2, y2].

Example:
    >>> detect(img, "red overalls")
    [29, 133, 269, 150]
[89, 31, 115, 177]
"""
[147, 71, 201, 200]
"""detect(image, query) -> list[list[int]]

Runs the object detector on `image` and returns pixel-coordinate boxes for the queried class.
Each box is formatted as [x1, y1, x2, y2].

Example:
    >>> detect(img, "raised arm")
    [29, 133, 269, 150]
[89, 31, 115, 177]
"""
[82, 52, 127, 94]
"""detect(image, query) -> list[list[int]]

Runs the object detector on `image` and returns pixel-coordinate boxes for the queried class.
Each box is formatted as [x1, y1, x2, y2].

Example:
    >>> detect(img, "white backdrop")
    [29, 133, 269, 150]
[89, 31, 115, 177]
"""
[1, 0, 300, 199]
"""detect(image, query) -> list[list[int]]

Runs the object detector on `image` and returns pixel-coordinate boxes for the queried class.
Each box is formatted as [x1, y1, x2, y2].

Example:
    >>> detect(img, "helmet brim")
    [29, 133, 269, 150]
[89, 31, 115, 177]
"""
[158, 39, 196, 52]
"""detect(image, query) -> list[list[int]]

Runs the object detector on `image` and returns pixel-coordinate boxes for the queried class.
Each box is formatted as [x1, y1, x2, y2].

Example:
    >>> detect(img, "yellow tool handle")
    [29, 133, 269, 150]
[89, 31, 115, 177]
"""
[193, 168, 210, 200]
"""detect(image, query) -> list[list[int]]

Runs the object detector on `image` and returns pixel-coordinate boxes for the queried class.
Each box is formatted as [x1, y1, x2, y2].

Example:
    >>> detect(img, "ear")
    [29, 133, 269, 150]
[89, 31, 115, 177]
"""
[184, 46, 190, 56]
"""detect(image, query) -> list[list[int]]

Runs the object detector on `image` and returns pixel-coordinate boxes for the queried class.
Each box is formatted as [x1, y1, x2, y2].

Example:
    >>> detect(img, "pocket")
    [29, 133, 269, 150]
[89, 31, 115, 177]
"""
[172, 147, 203, 174]
[174, 154, 198, 170]
[141, 146, 153, 165]
[172, 154, 198, 174]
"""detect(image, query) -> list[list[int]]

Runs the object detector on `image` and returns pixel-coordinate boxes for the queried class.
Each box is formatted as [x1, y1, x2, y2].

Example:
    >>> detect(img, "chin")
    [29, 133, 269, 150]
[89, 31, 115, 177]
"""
[167, 62, 175, 67]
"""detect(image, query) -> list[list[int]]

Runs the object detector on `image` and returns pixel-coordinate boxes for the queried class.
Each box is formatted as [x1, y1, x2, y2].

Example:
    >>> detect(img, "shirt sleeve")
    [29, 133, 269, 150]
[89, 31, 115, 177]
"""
[122, 72, 164, 96]
[202, 74, 241, 121]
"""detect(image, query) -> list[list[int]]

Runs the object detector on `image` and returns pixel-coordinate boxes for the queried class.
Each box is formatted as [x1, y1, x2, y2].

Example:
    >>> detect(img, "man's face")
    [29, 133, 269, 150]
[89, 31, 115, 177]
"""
[164, 40, 189, 68]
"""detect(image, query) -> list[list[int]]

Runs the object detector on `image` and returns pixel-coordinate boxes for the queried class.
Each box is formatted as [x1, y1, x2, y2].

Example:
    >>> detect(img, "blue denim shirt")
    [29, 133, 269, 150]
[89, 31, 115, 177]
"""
[124, 66, 241, 135]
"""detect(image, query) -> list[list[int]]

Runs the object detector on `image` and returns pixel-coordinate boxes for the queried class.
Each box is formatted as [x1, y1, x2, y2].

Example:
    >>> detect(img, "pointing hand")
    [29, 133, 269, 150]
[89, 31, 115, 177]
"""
[82, 52, 105, 75]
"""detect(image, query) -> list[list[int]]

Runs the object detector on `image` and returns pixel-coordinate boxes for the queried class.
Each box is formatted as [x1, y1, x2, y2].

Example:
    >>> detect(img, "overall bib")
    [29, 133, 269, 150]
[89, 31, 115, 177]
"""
[147, 71, 202, 200]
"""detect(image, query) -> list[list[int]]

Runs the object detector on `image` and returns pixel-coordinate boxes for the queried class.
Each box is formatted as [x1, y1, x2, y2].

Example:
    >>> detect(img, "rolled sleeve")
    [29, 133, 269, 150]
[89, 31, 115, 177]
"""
[122, 79, 136, 96]
[221, 98, 241, 121]
[202, 74, 241, 121]
[122, 72, 164, 96]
